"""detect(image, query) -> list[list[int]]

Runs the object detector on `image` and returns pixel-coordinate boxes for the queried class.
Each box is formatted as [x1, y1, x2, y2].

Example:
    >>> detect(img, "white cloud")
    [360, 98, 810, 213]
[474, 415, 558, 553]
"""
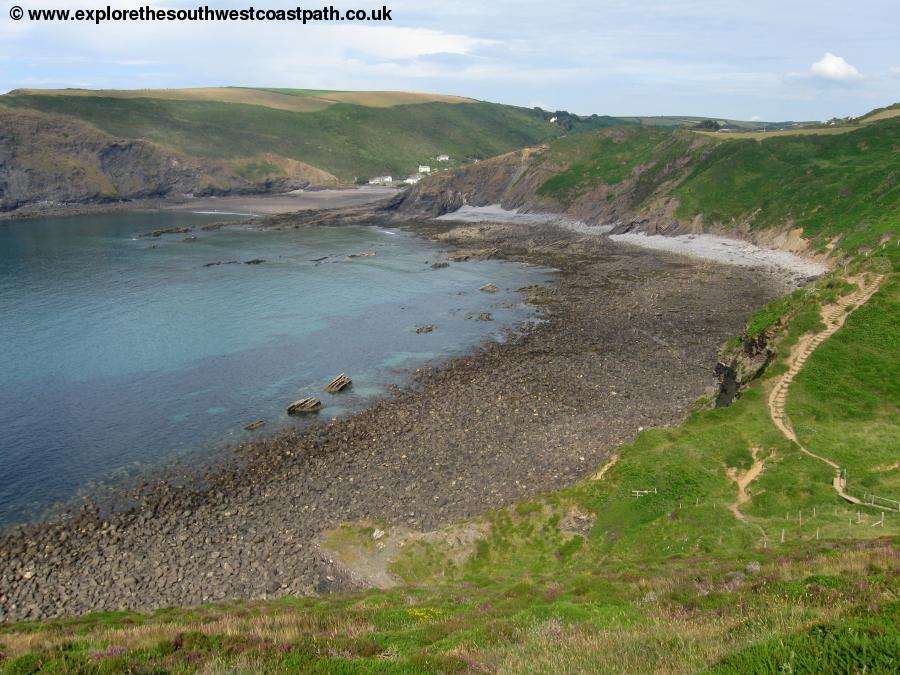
[810, 52, 862, 81]
[889, 66, 900, 77]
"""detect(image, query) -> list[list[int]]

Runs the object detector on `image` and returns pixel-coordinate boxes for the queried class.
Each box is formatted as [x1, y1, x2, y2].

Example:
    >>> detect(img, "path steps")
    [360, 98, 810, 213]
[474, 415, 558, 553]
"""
[766, 274, 885, 506]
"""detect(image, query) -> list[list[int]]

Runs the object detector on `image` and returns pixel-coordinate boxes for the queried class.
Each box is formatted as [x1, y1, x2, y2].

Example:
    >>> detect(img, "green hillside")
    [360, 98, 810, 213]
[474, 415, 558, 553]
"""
[536, 113, 900, 253]
[0, 90, 580, 182]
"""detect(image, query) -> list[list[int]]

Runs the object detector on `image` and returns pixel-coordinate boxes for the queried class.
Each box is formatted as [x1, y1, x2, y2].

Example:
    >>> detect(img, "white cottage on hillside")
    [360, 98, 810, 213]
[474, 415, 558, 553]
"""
[368, 176, 393, 185]
[418, 165, 431, 173]
[436, 154, 450, 162]
[404, 174, 423, 185]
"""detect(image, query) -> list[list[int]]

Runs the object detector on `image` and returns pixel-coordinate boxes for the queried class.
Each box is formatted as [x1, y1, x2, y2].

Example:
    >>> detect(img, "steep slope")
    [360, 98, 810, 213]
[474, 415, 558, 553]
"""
[0, 105, 336, 212]
[395, 111, 900, 255]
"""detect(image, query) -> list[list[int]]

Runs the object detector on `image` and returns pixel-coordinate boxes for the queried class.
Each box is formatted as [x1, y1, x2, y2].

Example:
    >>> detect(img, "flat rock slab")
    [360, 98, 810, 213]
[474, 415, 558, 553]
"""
[287, 398, 323, 415]
[325, 374, 353, 394]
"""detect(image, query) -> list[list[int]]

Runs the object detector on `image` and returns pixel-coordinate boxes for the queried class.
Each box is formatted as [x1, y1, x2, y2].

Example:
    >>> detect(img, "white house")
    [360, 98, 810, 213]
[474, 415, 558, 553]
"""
[549, 116, 558, 123]
[436, 154, 450, 162]
[418, 165, 431, 173]
[403, 174, 423, 185]
[368, 175, 393, 185]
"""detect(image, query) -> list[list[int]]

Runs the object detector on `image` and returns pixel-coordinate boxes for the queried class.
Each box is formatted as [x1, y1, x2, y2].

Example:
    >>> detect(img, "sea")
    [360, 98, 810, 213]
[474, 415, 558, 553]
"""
[0, 211, 551, 525]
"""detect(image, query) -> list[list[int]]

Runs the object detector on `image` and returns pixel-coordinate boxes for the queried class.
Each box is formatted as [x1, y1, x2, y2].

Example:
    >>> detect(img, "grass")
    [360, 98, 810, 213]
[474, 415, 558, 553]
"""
[787, 270, 900, 499]
[2, 249, 897, 673]
[1, 544, 895, 673]
[536, 127, 692, 206]
[709, 601, 900, 674]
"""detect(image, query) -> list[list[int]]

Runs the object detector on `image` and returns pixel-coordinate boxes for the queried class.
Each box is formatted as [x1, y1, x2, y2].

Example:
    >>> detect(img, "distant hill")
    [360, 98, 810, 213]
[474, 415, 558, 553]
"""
[5, 87, 477, 113]
[618, 114, 817, 131]
[0, 87, 619, 212]
[0, 87, 577, 191]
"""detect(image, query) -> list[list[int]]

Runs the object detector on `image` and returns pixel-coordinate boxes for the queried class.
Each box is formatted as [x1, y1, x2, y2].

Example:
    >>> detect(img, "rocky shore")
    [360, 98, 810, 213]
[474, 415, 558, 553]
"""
[0, 221, 787, 623]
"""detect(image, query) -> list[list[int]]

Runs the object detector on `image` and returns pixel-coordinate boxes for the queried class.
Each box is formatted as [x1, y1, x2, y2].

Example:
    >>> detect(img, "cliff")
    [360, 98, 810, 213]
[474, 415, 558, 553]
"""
[0, 106, 333, 213]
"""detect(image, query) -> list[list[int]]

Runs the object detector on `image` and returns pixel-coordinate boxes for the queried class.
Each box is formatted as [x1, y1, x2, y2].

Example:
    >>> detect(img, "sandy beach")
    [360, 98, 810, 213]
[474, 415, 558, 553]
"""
[0, 186, 398, 221]
[160, 186, 398, 216]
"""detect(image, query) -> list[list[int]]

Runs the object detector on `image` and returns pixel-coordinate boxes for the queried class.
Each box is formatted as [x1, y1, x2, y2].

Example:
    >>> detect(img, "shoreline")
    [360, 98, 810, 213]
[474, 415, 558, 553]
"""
[433, 204, 830, 285]
[0, 218, 791, 623]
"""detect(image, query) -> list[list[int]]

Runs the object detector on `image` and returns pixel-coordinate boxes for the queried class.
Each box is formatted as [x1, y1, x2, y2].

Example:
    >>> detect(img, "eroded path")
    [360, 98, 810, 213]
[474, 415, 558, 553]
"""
[767, 274, 885, 505]
[727, 447, 766, 523]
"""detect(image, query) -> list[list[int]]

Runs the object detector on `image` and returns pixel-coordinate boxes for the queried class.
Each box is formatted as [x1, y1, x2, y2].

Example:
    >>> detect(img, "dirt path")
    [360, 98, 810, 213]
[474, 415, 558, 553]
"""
[726, 448, 766, 523]
[592, 454, 619, 481]
[767, 274, 885, 505]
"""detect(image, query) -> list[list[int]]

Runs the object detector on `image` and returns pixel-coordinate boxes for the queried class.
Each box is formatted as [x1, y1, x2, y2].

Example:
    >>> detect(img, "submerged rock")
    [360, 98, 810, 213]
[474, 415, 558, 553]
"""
[243, 420, 266, 431]
[138, 226, 192, 238]
[244, 259, 266, 265]
[347, 251, 376, 258]
[431, 261, 449, 269]
[416, 325, 435, 334]
[479, 283, 499, 293]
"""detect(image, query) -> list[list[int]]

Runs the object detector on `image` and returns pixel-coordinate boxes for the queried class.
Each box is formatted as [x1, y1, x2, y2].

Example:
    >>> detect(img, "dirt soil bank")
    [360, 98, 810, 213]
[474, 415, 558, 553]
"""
[0, 221, 785, 622]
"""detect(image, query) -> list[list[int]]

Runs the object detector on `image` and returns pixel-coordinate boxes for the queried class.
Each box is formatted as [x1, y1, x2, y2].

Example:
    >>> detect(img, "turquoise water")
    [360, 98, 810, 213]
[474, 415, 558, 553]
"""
[0, 212, 550, 525]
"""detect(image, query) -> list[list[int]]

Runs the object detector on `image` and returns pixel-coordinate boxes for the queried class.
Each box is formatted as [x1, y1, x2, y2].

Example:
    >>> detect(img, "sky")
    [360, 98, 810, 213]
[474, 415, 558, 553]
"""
[1, 0, 898, 121]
